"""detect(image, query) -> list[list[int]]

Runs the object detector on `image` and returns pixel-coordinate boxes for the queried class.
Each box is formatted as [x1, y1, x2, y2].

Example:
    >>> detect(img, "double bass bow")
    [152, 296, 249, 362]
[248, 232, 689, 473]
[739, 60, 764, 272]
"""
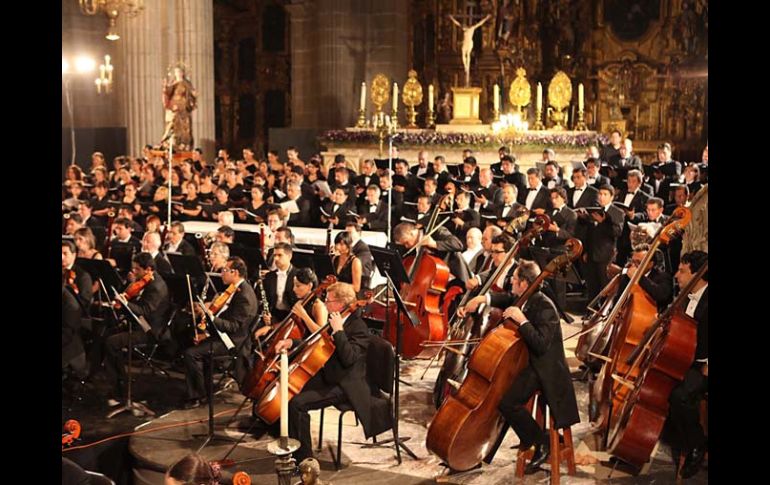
[426, 239, 583, 471]
[606, 261, 707, 469]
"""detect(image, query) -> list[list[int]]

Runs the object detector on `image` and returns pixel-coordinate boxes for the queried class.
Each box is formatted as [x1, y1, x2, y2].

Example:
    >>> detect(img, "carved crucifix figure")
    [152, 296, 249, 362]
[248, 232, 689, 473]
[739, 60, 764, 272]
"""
[449, 13, 492, 86]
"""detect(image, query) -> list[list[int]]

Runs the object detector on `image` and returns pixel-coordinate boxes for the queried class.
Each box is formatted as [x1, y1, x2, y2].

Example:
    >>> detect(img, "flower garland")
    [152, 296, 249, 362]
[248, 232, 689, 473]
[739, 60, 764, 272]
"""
[319, 129, 608, 149]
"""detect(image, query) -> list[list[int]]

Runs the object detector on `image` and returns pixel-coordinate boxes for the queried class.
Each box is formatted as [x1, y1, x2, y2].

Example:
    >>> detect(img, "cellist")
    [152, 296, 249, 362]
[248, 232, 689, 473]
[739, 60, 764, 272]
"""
[458, 260, 579, 474]
[393, 221, 470, 283]
[272, 283, 388, 465]
[666, 250, 708, 479]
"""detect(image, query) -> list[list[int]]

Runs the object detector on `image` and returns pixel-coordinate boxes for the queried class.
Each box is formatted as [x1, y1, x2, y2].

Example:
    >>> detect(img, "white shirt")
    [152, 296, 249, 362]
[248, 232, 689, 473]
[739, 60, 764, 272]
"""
[462, 246, 483, 265]
[572, 185, 585, 207]
[369, 202, 378, 213]
[501, 202, 514, 218]
[525, 184, 542, 210]
[686, 283, 708, 364]
[416, 166, 429, 177]
[275, 268, 289, 310]
[623, 190, 637, 207]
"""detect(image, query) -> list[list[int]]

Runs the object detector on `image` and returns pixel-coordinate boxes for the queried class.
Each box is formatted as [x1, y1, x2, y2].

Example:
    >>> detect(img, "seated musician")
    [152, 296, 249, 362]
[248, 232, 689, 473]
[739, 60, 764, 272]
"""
[62, 240, 93, 311]
[141, 231, 173, 276]
[208, 242, 230, 273]
[618, 244, 673, 311]
[73, 227, 103, 261]
[184, 256, 257, 409]
[273, 282, 387, 464]
[263, 242, 300, 324]
[164, 222, 197, 257]
[110, 217, 142, 253]
[103, 253, 170, 407]
[393, 221, 470, 283]
[345, 222, 374, 291]
[666, 250, 708, 479]
[464, 234, 516, 293]
[332, 231, 363, 294]
[254, 267, 327, 342]
[458, 260, 580, 473]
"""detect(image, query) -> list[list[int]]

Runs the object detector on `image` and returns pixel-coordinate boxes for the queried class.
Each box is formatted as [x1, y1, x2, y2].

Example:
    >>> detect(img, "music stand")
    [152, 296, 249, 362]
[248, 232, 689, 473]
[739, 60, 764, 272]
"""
[290, 247, 315, 270]
[194, 296, 238, 452]
[368, 246, 419, 463]
[168, 253, 210, 296]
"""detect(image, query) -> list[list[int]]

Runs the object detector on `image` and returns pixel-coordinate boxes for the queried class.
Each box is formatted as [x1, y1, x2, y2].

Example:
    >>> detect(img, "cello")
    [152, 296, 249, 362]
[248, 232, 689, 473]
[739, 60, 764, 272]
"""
[383, 205, 452, 358]
[606, 261, 707, 469]
[430, 214, 550, 408]
[426, 240, 583, 471]
[255, 292, 371, 424]
[241, 275, 336, 400]
[590, 207, 691, 435]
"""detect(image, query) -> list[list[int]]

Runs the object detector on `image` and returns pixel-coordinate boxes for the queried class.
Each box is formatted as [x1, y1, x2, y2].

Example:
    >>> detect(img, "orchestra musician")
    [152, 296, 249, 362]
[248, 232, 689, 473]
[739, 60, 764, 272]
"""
[164, 222, 197, 256]
[263, 242, 300, 323]
[62, 240, 93, 311]
[459, 261, 579, 474]
[184, 256, 257, 409]
[332, 232, 363, 294]
[393, 221, 470, 283]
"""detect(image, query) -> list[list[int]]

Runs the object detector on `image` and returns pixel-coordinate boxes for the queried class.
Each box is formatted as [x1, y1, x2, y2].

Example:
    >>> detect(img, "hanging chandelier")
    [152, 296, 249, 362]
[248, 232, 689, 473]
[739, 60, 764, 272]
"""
[79, 0, 145, 41]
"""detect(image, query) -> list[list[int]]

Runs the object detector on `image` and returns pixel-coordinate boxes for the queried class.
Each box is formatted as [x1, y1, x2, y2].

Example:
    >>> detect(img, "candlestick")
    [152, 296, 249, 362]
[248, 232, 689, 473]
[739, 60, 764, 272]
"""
[280, 350, 288, 438]
[360, 82, 366, 111]
[578, 83, 584, 112]
[428, 84, 434, 110]
[536, 82, 542, 111]
[493, 84, 500, 113]
[392, 83, 398, 112]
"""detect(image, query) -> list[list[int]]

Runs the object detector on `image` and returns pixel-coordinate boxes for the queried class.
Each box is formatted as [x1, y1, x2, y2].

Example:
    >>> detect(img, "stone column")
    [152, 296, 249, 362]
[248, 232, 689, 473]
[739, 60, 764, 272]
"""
[174, 0, 216, 157]
[286, 0, 317, 128]
[118, 0, 164, 156]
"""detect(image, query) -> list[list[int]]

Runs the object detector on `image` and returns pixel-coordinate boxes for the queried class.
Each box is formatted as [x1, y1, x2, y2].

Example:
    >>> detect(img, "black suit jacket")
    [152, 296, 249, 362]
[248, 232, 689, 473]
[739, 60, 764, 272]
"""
[488, 291, 580, 428]
[322, 200, 355, 229]
[692, 287, 708, 361]
[589, 174, 612, 189]
[541, 206, 577, 249]
[62, 287, 85, 366]
[649, 177, 672, 201]
[518, 186, 552, 212]
[615, 189, 650, 213]
[212, 280, 258, 346]
[585, 205, 625, 263]
[354, 173, 380, 190]
[154, 252, 174, 276]
[263, 265, 299, 315]
[447, 207, 481, 241]
[69, 263, 94, 312]
[566, 185, 598, 209]
[125, 275, 170, 335]
[359, 199, 389, 232]
[286, 196, 312, 227]
[617, 268, 674, 311]
[429, 226, 470, 282]
[352, 239, 374, 291]
[165, 238, 196, 257]
[409, 164, 435, 178]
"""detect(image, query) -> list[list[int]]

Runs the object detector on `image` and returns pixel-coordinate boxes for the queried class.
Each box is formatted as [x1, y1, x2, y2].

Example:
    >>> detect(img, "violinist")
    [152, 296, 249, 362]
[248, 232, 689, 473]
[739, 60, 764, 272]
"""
[666, 250, 708, 479]
[254, 267, 327, 341]
[62, 240, 93, 311]
[459, 261, 580, 474]
[164, 222, 197, 257]
[393, 221, 470, 283]
[184, 257, 257, 409]
[273, 282, 385, 465]
[103, 253, 169, 407]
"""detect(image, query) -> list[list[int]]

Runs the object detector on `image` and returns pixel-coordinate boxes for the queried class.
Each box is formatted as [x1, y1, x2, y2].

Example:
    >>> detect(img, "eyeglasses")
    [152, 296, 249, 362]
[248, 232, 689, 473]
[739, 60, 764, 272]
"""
[222, 268, 237, 274]
[490, 250, 506, 254]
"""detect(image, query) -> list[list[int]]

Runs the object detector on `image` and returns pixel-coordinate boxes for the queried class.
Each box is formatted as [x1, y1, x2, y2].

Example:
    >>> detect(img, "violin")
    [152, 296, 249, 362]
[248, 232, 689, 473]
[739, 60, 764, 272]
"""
[193, 283, 238, 345]
[61, 419, 81, 449]
[64, 269, 80, 295]
[255, 292, 372, 424]
[114, 271, 154, 309]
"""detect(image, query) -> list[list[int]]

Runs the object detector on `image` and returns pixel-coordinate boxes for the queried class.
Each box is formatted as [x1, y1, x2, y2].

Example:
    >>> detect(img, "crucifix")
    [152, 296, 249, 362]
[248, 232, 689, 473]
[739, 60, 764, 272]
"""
[449, 9, 492, 87]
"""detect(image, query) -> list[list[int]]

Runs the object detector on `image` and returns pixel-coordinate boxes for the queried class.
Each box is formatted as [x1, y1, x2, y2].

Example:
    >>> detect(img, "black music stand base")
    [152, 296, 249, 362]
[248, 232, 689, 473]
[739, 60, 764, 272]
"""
[195, 340, 237, 451]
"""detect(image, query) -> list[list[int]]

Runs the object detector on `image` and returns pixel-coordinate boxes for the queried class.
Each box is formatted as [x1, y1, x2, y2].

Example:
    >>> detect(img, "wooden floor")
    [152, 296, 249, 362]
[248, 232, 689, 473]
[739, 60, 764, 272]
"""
[62, 315, 708, 484]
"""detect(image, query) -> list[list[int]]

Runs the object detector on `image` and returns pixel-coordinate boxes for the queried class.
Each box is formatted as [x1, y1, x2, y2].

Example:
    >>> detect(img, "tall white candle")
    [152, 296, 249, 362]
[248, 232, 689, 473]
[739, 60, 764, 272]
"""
[360, 82, 366, 111]
[493, 84, 500, 112]
[428, 84, 434, 109]
[280, 350, 288, 437]
[392, 83, 398, 111]
[578, 83, 584, 112]
[536, 82, 543, 111]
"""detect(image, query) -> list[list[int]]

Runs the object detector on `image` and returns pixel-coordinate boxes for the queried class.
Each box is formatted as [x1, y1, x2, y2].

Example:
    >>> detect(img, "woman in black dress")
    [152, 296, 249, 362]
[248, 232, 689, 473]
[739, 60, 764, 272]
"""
[332, 231, 362, 294]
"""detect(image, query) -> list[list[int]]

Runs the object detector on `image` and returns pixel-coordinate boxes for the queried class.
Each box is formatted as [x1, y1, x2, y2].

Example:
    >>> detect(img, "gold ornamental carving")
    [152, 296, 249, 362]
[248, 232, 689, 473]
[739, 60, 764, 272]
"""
[547, 70, 573, 130]
[370, 74, 390, 116]
[508, 68, 532, 111]
[401, 70, 424, 129]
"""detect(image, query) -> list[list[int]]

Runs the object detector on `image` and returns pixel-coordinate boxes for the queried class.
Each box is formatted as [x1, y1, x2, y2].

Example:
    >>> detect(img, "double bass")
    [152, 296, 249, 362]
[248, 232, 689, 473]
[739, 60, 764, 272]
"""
[426, 240, 583, 471]
[383, 202, 452, 358]
[256, 293, 371, 424]
[606, 261, 707, 469]
[241, 275, 336, 400]
[590, 207, 691, 434]
[431, 214, 550, 408]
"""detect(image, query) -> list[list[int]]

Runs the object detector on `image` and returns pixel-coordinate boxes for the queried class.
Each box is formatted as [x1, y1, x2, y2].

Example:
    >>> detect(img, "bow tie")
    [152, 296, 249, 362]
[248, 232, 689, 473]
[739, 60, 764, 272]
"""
[504, 204, 512, 207]
[629, 191, 637, 196]
[575, 187, 584, 192]
[528, 188, 537, 191]
[688, 293, 698, 300]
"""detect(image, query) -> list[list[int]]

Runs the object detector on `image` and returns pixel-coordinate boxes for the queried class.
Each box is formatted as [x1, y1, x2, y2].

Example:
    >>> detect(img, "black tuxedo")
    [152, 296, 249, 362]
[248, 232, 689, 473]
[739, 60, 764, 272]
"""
[541, 206, 577, 250]
[566, 185, 598, 209]
[588, 174, 612, 190]
[518, 186, 552, 212]
[322, 199, 355, 229]
[359, 199, 389, 232]
[67, 263, 94, 312]
[165, 238, 196, 257]
[153, 252, 174, 276]
[649, 177, 672, 201]
[615, 189, 650, 213]
[491, 291, 580, 446]
[392, 173, 421, 201]
[285, 196, 312, 227]
[352, 239, 374, 291]
[409, 164, 435, 178]
[354, 173, 380, 190]
[447, 207, 481, 242]
[263, 264, 300, 320]
[500, 171, 527, 194]
[184, 279, 258, 400]
[543, 176, 566, 190]
[583, 205, 625, 301]
[489, 201, 527, 226]
[434, 170, 453, 194]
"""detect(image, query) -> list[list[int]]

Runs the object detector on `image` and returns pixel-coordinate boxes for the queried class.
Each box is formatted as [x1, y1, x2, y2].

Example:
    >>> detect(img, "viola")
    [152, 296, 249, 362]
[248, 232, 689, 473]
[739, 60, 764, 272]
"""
[426, 240, 583, 471]
[241, 275, 336, 400]
[194, 283, 238, 345]
[255, 292, 371, 424]
[61, 419, 81, 449]
[114, 271, 154, 309]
